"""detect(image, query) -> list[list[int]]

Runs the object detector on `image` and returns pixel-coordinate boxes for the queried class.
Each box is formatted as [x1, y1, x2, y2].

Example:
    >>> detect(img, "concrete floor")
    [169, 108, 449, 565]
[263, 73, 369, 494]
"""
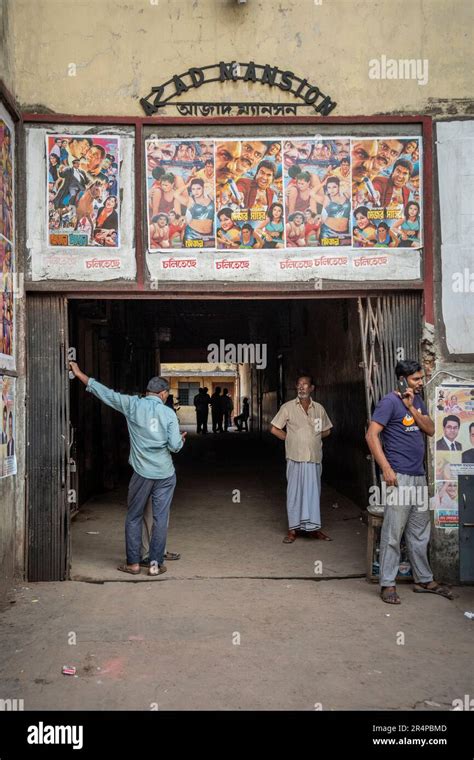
[1, 432, 473, 711]
[71, 431, 367, 581]
[2, 578, 473, 711]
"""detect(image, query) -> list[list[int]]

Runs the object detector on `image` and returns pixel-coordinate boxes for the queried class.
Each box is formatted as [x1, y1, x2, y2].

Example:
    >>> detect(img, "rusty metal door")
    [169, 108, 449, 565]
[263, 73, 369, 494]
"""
[358, 293, 423, 485]
[26, 295, 71, 581]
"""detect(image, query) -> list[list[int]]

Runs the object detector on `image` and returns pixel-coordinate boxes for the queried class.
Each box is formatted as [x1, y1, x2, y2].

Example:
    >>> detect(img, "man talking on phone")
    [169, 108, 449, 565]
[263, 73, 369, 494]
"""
[365, 360, 453, 604]
[69, 362, 186, 577]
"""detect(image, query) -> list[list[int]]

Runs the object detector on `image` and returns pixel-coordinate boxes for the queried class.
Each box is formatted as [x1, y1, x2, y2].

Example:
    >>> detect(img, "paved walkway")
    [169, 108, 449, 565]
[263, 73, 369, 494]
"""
[2, 433, 472, 711]
[71, 432, 367, 581]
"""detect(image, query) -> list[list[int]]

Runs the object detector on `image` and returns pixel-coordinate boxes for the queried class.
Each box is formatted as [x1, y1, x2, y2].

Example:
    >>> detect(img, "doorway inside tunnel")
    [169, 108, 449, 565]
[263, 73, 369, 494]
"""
[66, 296, 377, 582]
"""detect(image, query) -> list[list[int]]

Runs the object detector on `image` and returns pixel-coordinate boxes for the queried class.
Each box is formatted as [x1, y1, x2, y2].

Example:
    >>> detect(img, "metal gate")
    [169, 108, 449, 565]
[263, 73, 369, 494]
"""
[26, 295, 71, 581]
[358, 293, 423, 484]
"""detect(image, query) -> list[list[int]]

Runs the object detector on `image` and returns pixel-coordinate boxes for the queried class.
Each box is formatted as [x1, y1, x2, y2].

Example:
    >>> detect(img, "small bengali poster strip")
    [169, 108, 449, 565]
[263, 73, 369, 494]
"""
[161, 258, 198, 269]
[84, 258, 121, 269]
[215, 259, 250, 270]
[279, 256, 349, 269]
[352, 255, 389, 267]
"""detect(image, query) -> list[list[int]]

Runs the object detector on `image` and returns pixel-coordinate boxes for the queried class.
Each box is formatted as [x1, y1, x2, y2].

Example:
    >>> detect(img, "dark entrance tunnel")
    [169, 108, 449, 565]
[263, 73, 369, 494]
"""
[69, 297, 370, 509]
[68, 297, 371, 579]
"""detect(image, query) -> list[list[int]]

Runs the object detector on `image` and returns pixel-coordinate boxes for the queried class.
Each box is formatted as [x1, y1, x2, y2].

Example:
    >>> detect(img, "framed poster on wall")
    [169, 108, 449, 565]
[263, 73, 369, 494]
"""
[0, 102, 15, 371]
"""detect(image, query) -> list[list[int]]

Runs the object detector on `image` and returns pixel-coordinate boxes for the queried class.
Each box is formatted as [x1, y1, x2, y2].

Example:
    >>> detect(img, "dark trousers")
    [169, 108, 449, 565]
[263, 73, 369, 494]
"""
[234, 414, 248, 431]
[125, 471, 176, 565]
[212, 409, 223, 432]
[196, 409, 208, 433]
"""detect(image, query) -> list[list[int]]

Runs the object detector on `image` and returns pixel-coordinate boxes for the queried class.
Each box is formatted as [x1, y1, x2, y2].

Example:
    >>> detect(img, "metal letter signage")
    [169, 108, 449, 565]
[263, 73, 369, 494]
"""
[140, 61, 337, 117]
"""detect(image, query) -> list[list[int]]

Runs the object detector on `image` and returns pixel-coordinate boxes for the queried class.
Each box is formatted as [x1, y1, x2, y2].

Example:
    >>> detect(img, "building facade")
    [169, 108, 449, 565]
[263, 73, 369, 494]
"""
[0, 0, 473, 594]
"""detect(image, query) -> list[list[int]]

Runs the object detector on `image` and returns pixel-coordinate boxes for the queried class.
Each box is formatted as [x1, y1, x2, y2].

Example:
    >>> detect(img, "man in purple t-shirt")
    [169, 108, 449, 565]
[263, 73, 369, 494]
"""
[366, 360, 453, 604]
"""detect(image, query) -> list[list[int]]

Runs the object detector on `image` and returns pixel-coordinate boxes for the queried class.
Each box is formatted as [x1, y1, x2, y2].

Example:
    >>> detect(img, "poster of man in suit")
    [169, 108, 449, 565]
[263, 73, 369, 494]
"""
[433, 385, 474, 528]
[47, 134, 120, 248]
[0, 375, 16, 478]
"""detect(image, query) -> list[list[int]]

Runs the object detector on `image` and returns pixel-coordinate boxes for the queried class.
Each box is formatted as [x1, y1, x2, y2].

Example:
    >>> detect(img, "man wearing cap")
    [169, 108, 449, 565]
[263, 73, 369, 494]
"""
[69, 362, 186, 577]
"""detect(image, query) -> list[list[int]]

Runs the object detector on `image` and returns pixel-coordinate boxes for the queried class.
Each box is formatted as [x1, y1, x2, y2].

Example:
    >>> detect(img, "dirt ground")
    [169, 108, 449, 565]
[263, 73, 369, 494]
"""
[1, 432, 473, 710]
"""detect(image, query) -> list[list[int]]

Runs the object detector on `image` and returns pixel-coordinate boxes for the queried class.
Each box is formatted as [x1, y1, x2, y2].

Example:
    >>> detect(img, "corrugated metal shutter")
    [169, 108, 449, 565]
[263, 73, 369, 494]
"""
[358, 293, 423, 484]
[26, 295, 70, 581]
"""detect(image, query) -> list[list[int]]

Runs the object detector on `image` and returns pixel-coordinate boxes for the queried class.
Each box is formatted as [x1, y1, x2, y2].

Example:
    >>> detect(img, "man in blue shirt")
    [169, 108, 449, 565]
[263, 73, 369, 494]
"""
[366, 360, 453, 604]
[70, 362, 186, 577]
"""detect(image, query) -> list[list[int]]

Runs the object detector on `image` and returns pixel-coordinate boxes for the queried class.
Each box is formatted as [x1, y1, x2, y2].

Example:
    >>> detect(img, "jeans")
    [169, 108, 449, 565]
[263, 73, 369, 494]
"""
[125, 470, 176, 565]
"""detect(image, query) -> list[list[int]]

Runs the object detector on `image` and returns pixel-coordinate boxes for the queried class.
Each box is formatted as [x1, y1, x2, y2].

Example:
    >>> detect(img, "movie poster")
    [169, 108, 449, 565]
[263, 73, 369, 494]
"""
[0, 375, 16, 478]
[0, 237, 14, 369]
[47, 134, 120, 248]
[351, 137, 422, 249]
[146, 139, 215, 252]
[432, 384, 474, 528]
[283, 137, 351, 248]
[0, 119, 14, 243]
[215, 139, 283, 250]
[144, 135, 425, 267]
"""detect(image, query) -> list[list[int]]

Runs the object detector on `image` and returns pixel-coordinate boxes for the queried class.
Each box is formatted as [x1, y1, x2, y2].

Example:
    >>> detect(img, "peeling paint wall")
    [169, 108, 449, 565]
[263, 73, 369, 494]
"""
[6, 0, 473, 118]
[0, 0, 13, 93]
[0, 94, 25, 601]
[420, 120, 474, 583]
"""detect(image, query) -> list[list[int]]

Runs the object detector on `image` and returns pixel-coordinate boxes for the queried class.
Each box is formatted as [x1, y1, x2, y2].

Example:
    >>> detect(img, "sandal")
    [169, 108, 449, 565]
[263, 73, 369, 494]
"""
[381, 586, 401, 604]
[164, 552, 181, 561]
[310, 530, 333, 541]
[117, 564, 141, 575]
[140, 552, 180, 566]
[148, 563, 167, 577]
[283, 531, 297, 543]
[413, 582, 453, 600]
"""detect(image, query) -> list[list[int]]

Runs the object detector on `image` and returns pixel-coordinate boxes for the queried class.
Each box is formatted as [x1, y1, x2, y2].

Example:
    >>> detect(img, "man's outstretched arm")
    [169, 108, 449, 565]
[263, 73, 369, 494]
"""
[69, 361, 89, 386]
[69, 361, 132, 416]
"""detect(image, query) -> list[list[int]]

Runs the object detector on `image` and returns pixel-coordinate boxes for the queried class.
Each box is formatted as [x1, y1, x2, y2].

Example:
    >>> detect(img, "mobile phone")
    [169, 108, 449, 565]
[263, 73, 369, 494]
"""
[397, 377, 409, 396]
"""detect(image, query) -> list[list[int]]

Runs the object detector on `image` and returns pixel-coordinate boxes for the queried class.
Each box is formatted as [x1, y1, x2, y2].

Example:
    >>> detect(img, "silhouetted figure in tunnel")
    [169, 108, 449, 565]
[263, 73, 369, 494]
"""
[194, 386, 211, 434]
[211, 386, 223, 433]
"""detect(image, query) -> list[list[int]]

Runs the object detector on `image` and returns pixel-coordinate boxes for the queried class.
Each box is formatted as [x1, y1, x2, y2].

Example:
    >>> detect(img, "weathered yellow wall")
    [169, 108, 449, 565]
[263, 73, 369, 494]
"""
[0, 0, 14, 91]
[7, 0, 473, 117]
[164, 373, 236, 423]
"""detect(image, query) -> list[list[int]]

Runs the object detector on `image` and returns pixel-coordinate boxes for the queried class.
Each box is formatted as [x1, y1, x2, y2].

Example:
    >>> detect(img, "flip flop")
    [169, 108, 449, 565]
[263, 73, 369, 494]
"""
[148, 564, 167, 577]
[413, 582, 454, 600]
[117, 564, 141, 575]
[140, 552, 180, 567]
[283, 532, 296, 543]
[310, 530, 333, 541]
[164, 552, 181, 561]
[381, 587, 401, 604]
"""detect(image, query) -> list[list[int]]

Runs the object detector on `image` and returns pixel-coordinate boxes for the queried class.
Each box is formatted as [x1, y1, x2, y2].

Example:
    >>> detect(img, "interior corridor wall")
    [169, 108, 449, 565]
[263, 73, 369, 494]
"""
[264, 299, 369, 509]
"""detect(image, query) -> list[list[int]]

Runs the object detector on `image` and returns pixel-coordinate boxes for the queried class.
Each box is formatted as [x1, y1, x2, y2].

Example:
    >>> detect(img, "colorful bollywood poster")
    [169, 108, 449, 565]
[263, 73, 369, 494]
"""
[146, 139, 215, 252]
[351, 137, 422, 249]
[215, 139, 283, 250]
[47, 134, 120, 248]
[0, 119, 14, 244]
[0, 237, 14, 370]
[0, 375, 16, 478]
[282, 137, 351, 248]
[433, 384, 474, 528]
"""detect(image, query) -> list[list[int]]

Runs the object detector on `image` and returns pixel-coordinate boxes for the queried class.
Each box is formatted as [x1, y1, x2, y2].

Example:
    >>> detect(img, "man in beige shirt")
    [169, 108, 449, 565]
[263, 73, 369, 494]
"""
[270, 374, 333, 543]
